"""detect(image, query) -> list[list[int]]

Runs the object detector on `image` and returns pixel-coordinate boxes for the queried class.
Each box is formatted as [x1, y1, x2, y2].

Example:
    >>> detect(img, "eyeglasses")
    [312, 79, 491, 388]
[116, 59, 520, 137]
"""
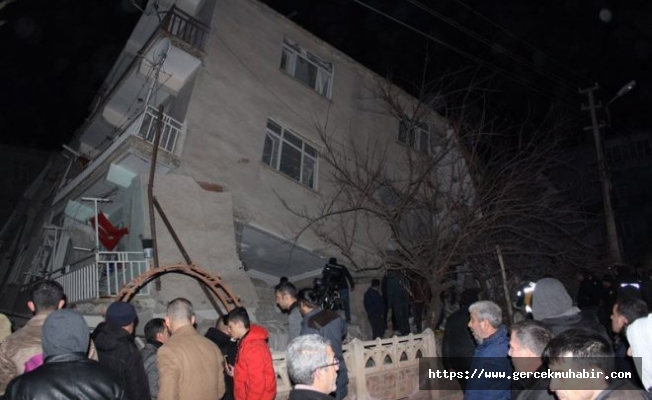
[315, 357, 340, 371]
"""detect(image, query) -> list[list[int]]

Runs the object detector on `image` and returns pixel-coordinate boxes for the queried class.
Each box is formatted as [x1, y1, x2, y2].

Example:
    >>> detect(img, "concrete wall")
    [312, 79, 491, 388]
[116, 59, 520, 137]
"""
[137, 173, 258, 319]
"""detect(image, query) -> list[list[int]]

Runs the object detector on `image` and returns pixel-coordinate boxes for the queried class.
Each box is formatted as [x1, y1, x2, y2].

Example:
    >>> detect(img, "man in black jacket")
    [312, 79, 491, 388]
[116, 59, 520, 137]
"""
[4, 309, 126, 400]
[92, 301, 150, 400]
[205, 315, 237, 400]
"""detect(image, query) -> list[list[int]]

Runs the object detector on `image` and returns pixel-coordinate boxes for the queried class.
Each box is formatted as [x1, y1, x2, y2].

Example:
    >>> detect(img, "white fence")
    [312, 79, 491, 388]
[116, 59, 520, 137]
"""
[273, 330, 439, 400]
[54, 251, 149, 303]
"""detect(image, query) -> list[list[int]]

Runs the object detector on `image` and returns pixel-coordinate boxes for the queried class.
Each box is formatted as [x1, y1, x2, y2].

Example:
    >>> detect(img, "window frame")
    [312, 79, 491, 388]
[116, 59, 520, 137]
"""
[280, 38, 334, 99]
[262, 118, 319, 190]
[397, 117, 434, 155]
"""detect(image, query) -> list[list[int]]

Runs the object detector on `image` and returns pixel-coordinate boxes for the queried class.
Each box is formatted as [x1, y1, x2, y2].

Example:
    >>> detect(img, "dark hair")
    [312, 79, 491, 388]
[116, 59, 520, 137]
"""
[279, 277, 289, 284]
[275, 281, 297, 298]
[511, 319, 552, 356]
[297, 288, 319, 309]
[543, 329, 614, 375]
[227, 307, 250, 329]
[144, 318, 166, 342]
[328, 257, 337, 265]
[30, 280, 65, 312]
[615, 296, 648, 327]
[371, 278, 380, 287]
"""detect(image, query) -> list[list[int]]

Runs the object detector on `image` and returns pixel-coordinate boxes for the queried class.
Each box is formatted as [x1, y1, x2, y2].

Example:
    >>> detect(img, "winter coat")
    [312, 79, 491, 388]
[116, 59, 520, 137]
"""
[3, 352, 126, 400]
[441, 306, 476, 373]
[0, 313, 48, 394]
[465, 325, 512, 400]
[205, 327, 237, 400]
[287, 302, 303, 343]
[141, 341, 162, 399]
[288, 388, 335, 400]
[92, 321, 150, 400]
[301, 309, 349, 399]
[363, 287, 385, 316]
[233, 324, 276, 400]
[158, 324, 225, 400]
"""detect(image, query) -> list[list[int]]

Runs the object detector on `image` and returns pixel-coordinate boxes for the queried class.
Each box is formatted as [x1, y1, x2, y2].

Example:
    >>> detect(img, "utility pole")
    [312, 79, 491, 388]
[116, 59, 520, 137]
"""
[579, 84, 622, 266]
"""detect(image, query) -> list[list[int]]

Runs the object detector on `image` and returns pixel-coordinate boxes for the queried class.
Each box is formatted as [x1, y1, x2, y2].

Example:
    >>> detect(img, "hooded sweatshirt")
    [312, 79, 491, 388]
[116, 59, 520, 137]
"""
[531, 278, 609, 341]
[92, 321, 150, 400]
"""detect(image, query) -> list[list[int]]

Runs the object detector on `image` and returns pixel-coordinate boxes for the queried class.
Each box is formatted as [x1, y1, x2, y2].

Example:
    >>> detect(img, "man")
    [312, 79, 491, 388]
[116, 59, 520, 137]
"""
[226, 307, 276, 400]
[206, 315, 237, 400]
[92, 301, 150, 400]
[465, 300, 512, 400]
[363, 278, 386, 339]
[3, 309, 126, 400]
[577, 269, 602, 321]
[141, 318, 170, 399]
[611, 295, 647, 386]
[509, 320, 554, 400]
[531, 277, 610, 340]
[298, 288, 349, 400]
[158, 298, 225, 400]
[545, 328, 650, 400]
[275, 280, 302, 343]
[442, 289, 478, 392]
[0, 280, 65, 394]
[286, 334, 339, 400]
[626, 314, 652, 391]
[322, 258, 355, 322]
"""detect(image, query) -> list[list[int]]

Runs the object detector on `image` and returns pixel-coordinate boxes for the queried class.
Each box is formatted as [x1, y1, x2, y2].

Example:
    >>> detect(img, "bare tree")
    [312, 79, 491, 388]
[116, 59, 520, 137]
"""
[280, 74, 602, 328]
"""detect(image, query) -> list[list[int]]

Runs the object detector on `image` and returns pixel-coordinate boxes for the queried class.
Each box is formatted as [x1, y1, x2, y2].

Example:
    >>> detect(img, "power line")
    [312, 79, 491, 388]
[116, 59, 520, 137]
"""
[350, 0, 580, 111]
[405, 0, 581, 92]
[452, 0, 595, 86]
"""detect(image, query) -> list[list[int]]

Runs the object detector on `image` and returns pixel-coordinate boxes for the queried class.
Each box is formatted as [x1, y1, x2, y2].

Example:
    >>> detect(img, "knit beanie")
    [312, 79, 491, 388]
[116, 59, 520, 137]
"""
[531, 278, 575, 321]
[105, 301, 138, 327]
[42, 309, 90, 357]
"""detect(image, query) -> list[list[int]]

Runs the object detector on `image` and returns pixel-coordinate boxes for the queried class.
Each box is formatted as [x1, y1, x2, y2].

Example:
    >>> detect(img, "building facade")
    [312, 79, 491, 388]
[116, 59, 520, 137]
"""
[0, 0, 460, 341]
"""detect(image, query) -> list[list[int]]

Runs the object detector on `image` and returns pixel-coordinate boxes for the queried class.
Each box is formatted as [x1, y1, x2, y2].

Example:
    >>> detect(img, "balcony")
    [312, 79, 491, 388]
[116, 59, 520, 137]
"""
[53, 251, 150, 303]
[126, 106, 184, 154]
[162, 5, 210, 53]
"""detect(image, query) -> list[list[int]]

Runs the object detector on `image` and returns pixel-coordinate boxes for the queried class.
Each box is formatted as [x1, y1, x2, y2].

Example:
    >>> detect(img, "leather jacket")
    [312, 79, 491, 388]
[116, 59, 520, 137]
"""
[3, 352, 127, 400]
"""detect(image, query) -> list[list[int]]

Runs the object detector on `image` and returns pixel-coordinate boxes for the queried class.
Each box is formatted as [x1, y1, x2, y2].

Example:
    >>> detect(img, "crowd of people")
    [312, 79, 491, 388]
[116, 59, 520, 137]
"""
[0, 276, 351, 400]
[6, 265, 652, 400]
[441, 273, 652, 400]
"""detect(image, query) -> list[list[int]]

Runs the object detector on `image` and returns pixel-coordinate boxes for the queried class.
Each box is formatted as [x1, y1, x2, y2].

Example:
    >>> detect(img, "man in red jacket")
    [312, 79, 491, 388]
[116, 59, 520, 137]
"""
[226, 307, 276, 400]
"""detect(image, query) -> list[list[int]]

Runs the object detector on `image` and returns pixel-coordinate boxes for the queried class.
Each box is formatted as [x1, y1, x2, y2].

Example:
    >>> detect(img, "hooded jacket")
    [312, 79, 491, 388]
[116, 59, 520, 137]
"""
[531, 278, 609, 341]
[233, 324, 276, 400]
[92, 321, 150, 400]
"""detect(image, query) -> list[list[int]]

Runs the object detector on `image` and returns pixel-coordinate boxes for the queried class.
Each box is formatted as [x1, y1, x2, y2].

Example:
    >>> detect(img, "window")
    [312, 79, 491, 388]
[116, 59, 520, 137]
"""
[262, 118, 318, 189]
[280, 38, 333, 98]
[397, 118, 433, 155]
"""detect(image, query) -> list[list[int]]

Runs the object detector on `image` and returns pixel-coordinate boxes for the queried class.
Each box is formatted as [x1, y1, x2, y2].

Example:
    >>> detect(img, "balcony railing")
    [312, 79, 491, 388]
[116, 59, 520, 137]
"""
[162, 5, 210, 52]
[54, 251, 150, 303]
[126, 105, 184, 153]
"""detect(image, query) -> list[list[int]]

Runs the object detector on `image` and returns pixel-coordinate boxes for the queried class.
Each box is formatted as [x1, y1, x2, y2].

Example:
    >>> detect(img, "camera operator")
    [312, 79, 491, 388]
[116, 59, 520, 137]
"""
[322, 258, 355, 323]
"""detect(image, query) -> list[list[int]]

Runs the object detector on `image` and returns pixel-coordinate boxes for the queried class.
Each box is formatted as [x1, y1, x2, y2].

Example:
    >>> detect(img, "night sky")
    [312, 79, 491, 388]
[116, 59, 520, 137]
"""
[0, 0, 650, 150]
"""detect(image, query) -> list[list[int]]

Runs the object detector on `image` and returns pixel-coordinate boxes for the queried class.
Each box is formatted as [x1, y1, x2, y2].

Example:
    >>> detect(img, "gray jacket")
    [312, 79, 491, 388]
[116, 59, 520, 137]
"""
[140, 342, 160, 399]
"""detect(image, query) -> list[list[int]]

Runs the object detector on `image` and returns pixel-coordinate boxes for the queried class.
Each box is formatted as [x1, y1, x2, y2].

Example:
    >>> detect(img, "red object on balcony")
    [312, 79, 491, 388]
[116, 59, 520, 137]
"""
[89, 212, 129, 251]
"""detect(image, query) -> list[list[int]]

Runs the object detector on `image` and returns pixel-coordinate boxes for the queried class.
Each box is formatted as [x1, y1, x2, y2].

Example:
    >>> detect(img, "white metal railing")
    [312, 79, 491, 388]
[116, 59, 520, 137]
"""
[272, 329, 437, 400]
[54, 251, 150, 303]
[126, 106, 184, 153]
